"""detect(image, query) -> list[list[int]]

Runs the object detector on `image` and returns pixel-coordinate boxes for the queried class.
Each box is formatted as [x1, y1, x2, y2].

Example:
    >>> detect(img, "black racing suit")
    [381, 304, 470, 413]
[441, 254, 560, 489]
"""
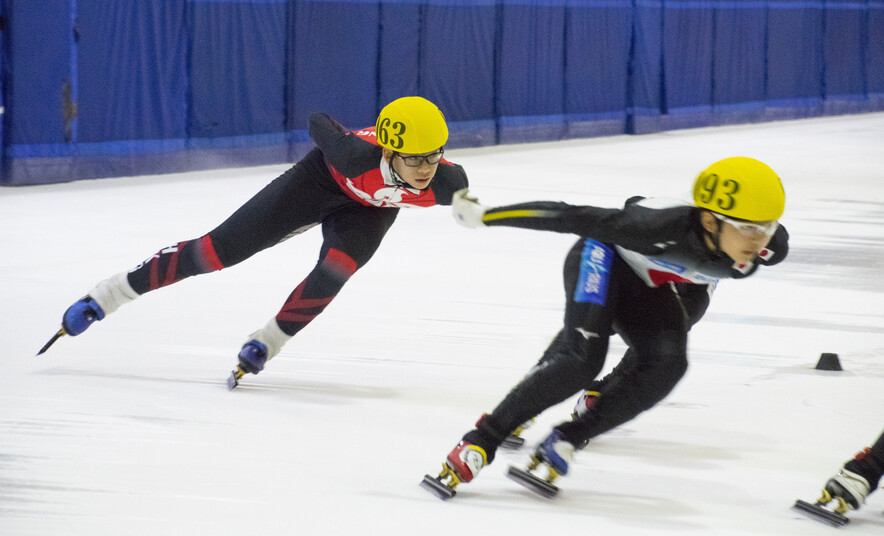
[123, 113, 468, 337]
[464, 196, 790, 460]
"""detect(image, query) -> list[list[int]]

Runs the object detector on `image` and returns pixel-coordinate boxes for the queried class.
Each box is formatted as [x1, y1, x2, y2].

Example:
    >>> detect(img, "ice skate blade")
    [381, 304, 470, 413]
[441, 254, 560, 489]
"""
[420, 475, 456, 500]
[507, 466, 559, 498]
[36, 328, 67, 356]
[227, 367, 245, 390]
[793, 499, 850, 527]
[501, 435, 525, 450]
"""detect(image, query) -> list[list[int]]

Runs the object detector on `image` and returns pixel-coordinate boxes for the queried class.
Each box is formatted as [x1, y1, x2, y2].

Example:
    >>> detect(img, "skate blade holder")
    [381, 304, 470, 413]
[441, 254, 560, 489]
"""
[793, 491, 850, 527]
[501, 434, 525, 450]
[420, 463, 461, 500]
[501, 420, 533, 450]
[506, 455, 560, 498]
[227, 366, 246, 390]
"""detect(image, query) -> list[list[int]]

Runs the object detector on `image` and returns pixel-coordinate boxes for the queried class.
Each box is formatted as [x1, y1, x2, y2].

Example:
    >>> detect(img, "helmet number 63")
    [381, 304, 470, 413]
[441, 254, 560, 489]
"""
[377, 118, 406, 150]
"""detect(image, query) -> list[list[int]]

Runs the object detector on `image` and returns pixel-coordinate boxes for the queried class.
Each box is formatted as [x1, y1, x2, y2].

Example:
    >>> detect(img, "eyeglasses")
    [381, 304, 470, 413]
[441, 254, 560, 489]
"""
[713, 213, 779, 238]
[395, 149, 444, 167]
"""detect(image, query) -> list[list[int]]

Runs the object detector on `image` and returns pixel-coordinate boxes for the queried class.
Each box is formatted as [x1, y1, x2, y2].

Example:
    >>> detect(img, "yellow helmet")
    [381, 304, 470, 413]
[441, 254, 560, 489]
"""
[375, 96, 448, 154]
[692, 157, 785, 221]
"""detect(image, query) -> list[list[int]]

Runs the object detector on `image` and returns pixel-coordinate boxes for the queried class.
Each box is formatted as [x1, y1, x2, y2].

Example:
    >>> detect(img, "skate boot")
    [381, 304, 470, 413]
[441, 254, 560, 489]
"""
[571, 390, 600, 419]
[502, 417, 535, 449]
[62, 297, 106, 336]
[794, 447, 881, 526]
[421, 440, 488, 500]
[227, 340, 268, 389]
[227, 319, 291, 389]
[507, 430, 575, 498]
[238, 340, 268, 374]
[38, 273, 138, 355]
[824, 468, 871, 511]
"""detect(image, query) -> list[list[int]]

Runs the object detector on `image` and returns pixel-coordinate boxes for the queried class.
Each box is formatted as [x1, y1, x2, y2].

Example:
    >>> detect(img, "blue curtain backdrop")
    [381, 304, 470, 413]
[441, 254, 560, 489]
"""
[497, 0, 566, 144]
[1, 0, 883, 185]
[565, 1, 633, 138]
[713, 5, 767, 125]
[0, 0, 5, 165]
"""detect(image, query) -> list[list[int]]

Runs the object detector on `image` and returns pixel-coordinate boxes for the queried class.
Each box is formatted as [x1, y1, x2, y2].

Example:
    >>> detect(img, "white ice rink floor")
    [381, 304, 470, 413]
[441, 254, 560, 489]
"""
[3, 113, 884, 535]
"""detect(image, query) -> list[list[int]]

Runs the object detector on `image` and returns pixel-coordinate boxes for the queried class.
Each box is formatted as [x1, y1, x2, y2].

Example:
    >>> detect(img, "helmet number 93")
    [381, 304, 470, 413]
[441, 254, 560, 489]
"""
[377, 118, 406, 150]
[695, 173, 739, 211]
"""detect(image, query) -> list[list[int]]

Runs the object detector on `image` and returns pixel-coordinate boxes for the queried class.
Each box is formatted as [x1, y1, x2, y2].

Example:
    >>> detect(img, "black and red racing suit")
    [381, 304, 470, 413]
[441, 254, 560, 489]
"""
[124, 112, 468, 337]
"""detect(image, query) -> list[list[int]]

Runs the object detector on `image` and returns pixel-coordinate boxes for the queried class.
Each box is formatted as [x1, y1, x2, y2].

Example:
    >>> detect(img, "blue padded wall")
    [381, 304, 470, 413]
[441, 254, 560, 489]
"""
[822, 0, 869, 115]
[565, 1, 632, 138]
[188, 1, 287, 139]
[422, 1, 497, 147]
[767, 0, 825, 118]
[1, 0, 883, 185]
[497, 1, 566, 144]
[4, 0, 73, 184]
[872, 5, 884, 106]
[0, 1, 6, 166]
[287, 0, 382, 159]
[377, 2, 421, 113]
[713, 5, 767, 125]
[628, 1, 663, 134]
[661, 1, 714, 130]
[74, 1, 189, 179]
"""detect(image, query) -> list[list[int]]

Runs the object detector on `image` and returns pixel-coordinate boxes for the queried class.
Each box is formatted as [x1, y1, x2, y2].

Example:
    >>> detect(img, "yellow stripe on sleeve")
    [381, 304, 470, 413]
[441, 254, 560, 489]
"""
[482, 209, 557, 223]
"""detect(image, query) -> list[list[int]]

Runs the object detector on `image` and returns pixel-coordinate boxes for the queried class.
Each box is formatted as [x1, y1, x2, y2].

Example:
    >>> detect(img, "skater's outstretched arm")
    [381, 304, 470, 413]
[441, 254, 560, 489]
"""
[451, 189, 693, 253]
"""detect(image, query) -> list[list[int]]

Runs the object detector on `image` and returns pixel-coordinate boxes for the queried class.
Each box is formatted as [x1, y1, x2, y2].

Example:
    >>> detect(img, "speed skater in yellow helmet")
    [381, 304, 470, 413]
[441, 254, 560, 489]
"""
[376, 96, 449, 154]
[692, 156, 785, 221]
[694, 157, 785, 264]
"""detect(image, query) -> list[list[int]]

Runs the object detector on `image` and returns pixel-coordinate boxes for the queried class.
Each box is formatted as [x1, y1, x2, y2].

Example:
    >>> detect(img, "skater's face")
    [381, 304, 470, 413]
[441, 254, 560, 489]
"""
[701, 211, 775, 264]
[384, 147, 443, 190]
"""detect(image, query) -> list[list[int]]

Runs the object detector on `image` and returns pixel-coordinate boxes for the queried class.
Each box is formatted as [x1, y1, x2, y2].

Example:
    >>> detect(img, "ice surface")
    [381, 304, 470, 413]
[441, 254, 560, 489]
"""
[2, 113, 883, 535]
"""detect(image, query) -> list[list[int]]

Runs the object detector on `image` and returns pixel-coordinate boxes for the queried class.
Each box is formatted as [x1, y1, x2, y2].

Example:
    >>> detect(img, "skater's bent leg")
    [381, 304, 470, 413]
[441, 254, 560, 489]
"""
[249, 205, 399, 363]
[274, 248, 359, 337]
[464, 335, 609, 463]
[555, 329, 688, 445]
[242, 248, 358, 367]
[467, 239, 618, 460]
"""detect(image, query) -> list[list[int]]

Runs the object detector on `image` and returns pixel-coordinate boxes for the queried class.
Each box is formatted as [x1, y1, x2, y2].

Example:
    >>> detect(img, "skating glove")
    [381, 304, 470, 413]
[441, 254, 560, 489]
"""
[451, 188, 487, 228]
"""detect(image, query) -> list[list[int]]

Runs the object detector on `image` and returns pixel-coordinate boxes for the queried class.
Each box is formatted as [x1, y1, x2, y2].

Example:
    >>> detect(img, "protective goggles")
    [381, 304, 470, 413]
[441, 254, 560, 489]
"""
[713, 213, 779, 238]
[395, 149, 444, 167]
